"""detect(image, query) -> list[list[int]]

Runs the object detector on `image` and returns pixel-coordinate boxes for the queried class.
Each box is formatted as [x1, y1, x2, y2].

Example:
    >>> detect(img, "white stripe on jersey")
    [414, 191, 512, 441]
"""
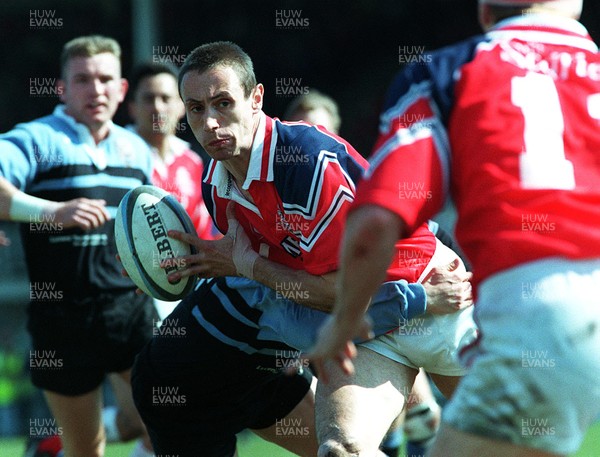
[299, 185, 354, 252]
[368, 81, 451, 198]
[282, 149, 356, 217]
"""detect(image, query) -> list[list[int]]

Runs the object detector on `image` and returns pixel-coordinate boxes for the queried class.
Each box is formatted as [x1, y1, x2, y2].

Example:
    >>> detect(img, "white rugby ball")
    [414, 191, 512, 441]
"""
[115, 185, 198, 301]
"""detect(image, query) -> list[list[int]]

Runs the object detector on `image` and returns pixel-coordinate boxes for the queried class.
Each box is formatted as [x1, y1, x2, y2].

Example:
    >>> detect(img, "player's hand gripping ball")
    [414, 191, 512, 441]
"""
[115, 185, 198, 300]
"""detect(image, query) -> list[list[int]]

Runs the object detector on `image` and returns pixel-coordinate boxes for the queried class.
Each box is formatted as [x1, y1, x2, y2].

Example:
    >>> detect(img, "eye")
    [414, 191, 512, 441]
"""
[218, 100, 231, 108]
[188, 104, 204, 114]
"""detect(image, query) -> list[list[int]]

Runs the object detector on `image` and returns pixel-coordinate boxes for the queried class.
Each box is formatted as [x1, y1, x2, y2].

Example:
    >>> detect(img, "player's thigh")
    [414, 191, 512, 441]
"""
[251, 376, 318, 457]
[316, 346, 419, 452]
[428, 373, 461, 399]
[44, 387, 105, 457]
[429, 424, 561, 457]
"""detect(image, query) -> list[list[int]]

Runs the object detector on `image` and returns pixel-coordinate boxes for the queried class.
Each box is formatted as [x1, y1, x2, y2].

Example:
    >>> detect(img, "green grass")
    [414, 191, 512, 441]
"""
[1, 422, 599, 457]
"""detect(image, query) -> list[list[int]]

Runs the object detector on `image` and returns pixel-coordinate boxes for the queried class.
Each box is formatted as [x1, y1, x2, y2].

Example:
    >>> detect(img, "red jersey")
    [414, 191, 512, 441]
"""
[202, 112, 437, 280]
[355, 15, 600, 286]
[150, 135, 217, 240]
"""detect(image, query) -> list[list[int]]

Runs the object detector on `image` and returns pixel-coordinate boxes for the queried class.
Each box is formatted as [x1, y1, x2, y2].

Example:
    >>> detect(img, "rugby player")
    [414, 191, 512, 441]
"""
[309, 1, 600, 456]
[0, 35, 155, 457]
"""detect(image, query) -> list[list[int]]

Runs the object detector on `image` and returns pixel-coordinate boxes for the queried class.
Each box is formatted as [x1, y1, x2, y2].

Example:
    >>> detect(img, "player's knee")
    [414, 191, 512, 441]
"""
[317, 438, 361, 457]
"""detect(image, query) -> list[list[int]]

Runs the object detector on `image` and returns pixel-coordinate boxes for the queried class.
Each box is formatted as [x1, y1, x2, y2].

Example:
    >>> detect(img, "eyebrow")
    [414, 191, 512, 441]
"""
[184, 90, 231, 104]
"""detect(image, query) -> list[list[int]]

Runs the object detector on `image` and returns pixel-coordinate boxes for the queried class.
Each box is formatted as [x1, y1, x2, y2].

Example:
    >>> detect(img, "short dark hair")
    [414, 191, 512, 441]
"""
[61, 35, 121, 79]
[178, 41, 256, 98]
[128, 61, 179, 100]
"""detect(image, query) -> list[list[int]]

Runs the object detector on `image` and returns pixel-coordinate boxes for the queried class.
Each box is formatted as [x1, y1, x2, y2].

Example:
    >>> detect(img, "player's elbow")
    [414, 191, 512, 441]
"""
[347, 205, 402, 248]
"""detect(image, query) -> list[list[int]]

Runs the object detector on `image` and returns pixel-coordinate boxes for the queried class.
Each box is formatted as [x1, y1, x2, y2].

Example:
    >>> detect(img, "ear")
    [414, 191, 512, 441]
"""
[57, 79, 66, 103]
[251, 83, 264, 113]
[118, 78, 129, 104]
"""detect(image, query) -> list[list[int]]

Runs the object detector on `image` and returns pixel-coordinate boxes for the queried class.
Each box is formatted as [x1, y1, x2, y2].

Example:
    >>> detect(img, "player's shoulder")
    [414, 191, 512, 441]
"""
[383, 34, 487, 121]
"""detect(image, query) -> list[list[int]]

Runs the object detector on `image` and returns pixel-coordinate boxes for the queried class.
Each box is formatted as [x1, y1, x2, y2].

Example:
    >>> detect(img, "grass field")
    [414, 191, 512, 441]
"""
[1, 422, 599, 457]
[0, 422, 600, 457]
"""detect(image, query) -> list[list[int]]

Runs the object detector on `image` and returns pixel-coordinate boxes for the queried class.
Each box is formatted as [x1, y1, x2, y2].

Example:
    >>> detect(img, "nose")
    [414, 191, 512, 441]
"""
[203, 110, 219, 132]
[151, 97, 166, 112]
[91, 78, 104, 95]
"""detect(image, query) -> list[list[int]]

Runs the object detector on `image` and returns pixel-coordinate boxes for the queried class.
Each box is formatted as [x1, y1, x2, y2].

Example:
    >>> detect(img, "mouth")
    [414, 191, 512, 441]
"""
[208, 137, 232, 148]
[87, 102, 107, 114]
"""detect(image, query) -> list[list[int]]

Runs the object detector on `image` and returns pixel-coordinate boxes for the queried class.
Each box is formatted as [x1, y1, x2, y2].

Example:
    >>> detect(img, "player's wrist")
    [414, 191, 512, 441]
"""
[232, 237, 259, 280]
[9, 192, 59, 222]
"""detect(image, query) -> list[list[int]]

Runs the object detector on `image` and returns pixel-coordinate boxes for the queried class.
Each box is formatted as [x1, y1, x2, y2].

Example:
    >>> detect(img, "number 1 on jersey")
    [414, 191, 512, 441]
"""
[512, 72, 575, 190]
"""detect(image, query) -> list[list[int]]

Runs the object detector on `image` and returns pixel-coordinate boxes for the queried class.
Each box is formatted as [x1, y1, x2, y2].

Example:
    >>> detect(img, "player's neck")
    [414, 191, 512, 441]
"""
[145, 133, 172, 160]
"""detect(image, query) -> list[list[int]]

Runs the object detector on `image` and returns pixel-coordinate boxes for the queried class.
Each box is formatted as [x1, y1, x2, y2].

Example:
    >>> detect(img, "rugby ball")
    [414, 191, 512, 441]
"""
[115, 185, 198, 301]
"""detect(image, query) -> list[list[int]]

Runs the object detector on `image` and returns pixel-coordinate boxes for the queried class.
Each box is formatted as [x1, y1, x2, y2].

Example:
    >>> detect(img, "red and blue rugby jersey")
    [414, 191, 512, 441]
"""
[203, 112, 368, 276]
[355, 14, 600, 286]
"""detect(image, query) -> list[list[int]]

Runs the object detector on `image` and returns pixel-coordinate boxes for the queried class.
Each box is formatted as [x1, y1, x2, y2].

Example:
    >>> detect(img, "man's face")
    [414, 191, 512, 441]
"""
[180, 65, 263, 162]
[129, 72, 185, 138]
[58, 52, 127, 131]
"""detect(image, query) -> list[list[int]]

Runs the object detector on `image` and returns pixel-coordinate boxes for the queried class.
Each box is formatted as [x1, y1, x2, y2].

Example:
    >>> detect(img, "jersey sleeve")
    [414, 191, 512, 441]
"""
[0, 126, 40, 190]
[353, 65, 450, 235]
[277, 129, 368, 275]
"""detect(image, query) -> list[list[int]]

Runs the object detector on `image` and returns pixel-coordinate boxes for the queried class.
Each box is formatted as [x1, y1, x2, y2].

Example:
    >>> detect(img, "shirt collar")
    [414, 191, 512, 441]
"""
[488, 14, 597, 52]
[204, 111, 279, 195]
[53, 104, 115, 145]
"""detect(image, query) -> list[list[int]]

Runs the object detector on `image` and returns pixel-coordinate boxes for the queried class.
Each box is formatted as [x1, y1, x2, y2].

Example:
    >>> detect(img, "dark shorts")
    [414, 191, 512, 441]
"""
[131, 283, 314, 457]
[27, 290, 156, 396]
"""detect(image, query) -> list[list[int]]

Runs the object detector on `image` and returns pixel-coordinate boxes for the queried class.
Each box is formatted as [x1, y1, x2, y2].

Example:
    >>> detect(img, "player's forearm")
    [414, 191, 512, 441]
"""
[252, 255, 336, 312]
[0, 177, 15, 219]
[333, 205, 403, 327]
[0, 177, 58, 222]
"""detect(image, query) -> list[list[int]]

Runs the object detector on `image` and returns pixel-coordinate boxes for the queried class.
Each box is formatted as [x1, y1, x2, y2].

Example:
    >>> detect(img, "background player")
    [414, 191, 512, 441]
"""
[283, 88, 342, 134]
[308, 1, 600, 456]
[126, 61, 218, 323]
[0, 35, 155, 457]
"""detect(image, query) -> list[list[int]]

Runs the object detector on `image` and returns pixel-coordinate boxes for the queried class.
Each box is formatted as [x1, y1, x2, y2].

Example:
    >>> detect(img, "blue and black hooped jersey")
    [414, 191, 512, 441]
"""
[0, 105, 153, 302]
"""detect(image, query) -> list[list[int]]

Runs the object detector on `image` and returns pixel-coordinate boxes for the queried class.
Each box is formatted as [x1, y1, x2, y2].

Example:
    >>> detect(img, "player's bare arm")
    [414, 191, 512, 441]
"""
[0, 176, 110, 230]
[307, 204, 400, 381]
[165, 202, 337, 311]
